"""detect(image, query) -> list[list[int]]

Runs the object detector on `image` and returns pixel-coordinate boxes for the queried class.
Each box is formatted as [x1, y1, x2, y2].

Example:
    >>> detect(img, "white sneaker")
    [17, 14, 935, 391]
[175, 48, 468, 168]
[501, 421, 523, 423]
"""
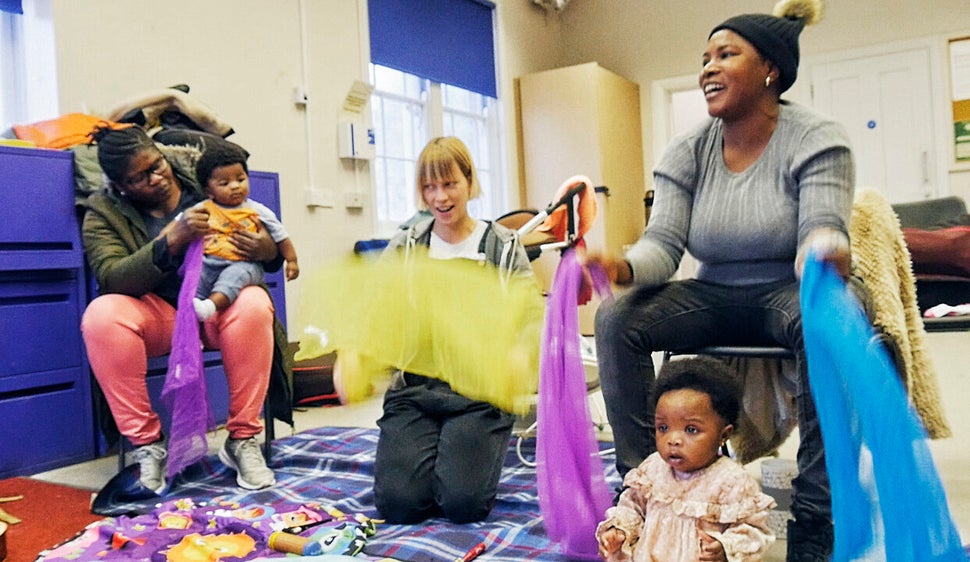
[131, 440, 167, 494]
[219, 437, 275, 490]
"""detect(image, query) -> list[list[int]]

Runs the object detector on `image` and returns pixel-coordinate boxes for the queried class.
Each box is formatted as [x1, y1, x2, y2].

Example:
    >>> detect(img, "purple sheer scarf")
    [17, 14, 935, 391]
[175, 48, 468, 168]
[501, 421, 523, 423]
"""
[536, 247, 613, 559]
[161, 238, 213, 480]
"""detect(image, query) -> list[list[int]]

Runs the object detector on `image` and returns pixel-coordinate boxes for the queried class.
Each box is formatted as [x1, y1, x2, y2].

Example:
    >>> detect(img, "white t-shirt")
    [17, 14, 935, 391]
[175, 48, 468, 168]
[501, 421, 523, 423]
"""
[429, 220, 488, 262]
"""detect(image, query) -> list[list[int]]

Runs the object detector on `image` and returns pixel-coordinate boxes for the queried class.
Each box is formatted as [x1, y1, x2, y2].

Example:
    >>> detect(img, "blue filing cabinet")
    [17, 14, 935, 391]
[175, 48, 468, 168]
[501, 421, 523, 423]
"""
[249, 170, 288, 321]
[0, 145, 96, 478]
[0, 145, 287, 472]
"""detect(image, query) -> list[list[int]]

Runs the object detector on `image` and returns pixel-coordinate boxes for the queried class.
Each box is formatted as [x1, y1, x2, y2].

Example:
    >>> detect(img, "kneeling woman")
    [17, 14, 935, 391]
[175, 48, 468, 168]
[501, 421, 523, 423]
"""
[373, 136, 534, 524]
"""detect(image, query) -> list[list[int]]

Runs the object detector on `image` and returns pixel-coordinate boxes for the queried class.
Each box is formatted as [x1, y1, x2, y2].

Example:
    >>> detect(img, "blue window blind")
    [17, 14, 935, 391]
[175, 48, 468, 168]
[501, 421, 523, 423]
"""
[0, 0, 22, 14]
[368, 0, 497, 98]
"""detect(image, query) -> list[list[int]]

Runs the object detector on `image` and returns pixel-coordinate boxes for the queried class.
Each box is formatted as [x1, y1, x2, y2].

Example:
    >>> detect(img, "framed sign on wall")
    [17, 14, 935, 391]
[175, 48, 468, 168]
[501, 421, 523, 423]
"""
[949, 36, 970, 164]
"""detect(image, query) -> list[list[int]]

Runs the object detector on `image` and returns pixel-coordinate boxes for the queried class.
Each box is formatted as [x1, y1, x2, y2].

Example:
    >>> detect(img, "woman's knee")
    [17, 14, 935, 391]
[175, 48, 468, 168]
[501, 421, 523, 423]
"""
[82, 293, 177, 363]
[594, 297, 626, 341]
[374, 483, 433, 524]
[595, 295, 663, 361]
[438, 489, 494, 524]
[81, 293, 149, 342]
[214, 287, 274, 343]
[81, 295, 123, 333]
[230, 286, 274, 318]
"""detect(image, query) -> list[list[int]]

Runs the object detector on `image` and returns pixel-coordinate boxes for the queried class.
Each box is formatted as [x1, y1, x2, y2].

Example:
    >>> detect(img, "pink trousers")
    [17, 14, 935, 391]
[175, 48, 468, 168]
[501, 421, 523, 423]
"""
[81, 286, 274, 446]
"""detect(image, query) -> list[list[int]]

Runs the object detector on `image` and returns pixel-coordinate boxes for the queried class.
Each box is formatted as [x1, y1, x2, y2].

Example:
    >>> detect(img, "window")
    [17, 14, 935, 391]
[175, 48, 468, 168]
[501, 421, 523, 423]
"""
[369, 64, 505, 236]
[0, 0, 57, 134]
[366, 0, 502, 236]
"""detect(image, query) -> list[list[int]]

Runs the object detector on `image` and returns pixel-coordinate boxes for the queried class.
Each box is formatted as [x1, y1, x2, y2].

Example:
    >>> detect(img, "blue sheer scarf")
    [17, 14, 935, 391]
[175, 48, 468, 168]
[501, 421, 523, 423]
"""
[800, 255, 966, 561]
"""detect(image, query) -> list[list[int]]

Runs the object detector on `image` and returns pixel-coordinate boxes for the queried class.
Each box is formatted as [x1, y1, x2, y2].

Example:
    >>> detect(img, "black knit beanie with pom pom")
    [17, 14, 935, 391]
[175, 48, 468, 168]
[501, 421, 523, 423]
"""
[710, 0, 824, 94]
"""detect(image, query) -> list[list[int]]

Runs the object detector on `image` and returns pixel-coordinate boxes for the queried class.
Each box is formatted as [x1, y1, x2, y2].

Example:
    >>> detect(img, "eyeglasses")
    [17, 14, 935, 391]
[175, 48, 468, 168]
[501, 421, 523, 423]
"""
[123, 156, 169, 189]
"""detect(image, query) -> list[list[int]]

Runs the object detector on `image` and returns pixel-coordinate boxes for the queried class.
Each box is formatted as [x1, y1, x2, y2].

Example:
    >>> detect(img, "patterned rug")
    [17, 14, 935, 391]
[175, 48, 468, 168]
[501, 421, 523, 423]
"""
[37, 426, 621, 561]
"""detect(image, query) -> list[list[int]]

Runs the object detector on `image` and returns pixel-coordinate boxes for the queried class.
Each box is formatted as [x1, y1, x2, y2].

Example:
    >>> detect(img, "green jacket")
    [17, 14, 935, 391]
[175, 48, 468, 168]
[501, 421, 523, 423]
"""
[80, 148, 293, 440]
[82, 182, 200, 303]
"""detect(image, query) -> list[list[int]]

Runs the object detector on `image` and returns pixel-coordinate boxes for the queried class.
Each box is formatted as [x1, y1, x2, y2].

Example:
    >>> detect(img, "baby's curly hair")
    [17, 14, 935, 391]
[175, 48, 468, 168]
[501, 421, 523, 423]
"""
[195, 140, 250, 187]
[652, 356, 742, 425]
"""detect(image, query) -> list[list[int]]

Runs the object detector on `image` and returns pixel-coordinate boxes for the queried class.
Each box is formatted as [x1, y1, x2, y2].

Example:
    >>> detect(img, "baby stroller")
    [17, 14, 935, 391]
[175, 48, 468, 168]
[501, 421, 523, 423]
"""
[496, 180, 612, 466]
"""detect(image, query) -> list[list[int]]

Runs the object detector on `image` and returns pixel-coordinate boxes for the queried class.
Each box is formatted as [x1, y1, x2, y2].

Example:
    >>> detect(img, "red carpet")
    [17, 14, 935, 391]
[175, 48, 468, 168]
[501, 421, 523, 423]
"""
[0, 478, 101, 562]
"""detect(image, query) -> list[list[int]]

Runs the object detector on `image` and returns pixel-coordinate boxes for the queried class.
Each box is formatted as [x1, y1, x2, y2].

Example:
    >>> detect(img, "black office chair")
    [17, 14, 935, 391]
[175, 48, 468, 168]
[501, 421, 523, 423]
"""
[661, 345, 795, 365]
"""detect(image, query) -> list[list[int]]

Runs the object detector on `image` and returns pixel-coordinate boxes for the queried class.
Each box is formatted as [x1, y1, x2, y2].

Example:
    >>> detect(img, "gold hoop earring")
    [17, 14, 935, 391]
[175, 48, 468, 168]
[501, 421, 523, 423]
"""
[765, 75, 772, 87]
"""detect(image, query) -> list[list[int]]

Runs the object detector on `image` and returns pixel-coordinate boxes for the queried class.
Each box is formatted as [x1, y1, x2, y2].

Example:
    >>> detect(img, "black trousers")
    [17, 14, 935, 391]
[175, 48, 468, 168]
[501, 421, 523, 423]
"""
[373, 373, 514, 524]
[594, 278, 831, 523]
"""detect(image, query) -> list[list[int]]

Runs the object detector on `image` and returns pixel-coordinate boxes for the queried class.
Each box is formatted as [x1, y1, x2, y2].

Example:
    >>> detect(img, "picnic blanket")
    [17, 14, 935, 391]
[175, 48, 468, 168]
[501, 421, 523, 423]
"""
[38, 426, 620, 561]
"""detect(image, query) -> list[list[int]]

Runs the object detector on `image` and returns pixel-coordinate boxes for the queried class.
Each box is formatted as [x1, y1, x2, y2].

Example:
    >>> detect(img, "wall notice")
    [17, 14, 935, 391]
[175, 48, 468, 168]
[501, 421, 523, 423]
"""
[950, 38, 970, 162]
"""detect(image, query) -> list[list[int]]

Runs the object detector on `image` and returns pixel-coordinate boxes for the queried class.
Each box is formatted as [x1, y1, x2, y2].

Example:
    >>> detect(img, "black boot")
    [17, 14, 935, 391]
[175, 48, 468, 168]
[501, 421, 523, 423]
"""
[786, 516, 833, 562]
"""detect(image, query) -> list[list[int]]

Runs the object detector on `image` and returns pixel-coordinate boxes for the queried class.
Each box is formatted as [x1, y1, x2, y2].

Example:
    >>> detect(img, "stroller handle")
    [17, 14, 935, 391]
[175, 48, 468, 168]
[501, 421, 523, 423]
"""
[515, 182, 586, 237]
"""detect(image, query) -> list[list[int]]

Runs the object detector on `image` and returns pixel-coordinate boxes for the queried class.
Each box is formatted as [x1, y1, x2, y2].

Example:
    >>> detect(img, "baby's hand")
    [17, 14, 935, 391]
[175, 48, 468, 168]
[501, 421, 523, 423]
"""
[698, 531, 726, 562]
[597, 528, 625, 559]
[285, 260, 300, 281]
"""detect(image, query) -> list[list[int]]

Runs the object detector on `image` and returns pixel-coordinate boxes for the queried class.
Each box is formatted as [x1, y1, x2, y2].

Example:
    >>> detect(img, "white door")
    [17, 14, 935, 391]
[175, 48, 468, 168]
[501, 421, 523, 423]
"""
[652, 77, 713, 279]
[811, 46, 938, 203]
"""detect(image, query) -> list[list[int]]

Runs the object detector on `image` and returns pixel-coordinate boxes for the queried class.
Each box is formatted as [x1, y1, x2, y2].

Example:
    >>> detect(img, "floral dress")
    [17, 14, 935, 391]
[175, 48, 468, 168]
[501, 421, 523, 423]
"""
[596, 453, 776, 562]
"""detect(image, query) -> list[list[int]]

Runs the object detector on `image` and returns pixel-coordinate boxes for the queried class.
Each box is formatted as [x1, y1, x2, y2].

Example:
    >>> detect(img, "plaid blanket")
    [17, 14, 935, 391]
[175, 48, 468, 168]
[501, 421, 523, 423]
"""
[39, 426, 620, 561]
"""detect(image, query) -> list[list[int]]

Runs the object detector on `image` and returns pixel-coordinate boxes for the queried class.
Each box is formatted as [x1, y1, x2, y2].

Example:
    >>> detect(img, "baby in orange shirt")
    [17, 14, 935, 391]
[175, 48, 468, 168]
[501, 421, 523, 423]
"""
[192, 141, 298, 320]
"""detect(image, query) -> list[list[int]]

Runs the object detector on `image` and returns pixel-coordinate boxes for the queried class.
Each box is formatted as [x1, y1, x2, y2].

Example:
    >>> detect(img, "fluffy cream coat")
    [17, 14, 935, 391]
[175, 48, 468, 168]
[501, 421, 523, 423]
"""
[849, 187, 950, 439]
[728, 187, 951, 464]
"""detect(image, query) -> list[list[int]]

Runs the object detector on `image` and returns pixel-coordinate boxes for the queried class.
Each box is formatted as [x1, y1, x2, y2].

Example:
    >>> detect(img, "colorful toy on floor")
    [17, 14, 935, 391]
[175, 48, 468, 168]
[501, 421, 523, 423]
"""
[309, 507, 377, 556]
[37, 498, 381, 562]
[268, 531, 323, 555]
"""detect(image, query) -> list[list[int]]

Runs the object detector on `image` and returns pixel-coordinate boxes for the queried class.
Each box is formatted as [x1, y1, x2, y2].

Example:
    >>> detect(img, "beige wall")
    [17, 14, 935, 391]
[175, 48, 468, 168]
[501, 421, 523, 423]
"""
[49, 0, 970, 333]
[53, 0, 365, 332]
[549, 0, 970, 201]
[50, 0, 562, 332]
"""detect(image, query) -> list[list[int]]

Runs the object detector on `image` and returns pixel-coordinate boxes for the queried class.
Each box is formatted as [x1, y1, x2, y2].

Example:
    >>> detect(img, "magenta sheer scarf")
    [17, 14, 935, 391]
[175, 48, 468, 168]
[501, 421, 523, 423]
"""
[536, 247, 613, 559]
[161, 238, 213, 480]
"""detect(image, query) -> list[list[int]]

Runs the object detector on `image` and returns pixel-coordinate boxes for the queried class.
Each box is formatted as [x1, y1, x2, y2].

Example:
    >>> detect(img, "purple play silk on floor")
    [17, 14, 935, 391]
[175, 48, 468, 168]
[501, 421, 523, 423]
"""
[800, 255, 968, 561]
[536, 247, 613, 560]
[161, 238, 213, 480]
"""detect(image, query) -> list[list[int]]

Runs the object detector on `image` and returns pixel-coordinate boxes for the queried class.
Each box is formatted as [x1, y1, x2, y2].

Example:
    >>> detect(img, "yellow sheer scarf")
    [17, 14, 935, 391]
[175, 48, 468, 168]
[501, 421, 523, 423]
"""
[296, 249, 545, 414]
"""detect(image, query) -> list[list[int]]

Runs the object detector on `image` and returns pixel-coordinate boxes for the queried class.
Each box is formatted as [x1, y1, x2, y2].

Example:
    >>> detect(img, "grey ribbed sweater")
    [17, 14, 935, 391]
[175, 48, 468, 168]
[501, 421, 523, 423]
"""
[627, 102, 854, 287]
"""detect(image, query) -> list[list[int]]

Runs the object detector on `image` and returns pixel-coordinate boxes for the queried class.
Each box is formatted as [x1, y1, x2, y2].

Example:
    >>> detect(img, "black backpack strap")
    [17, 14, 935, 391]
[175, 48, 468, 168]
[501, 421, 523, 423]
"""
[477, 220, 494, 255]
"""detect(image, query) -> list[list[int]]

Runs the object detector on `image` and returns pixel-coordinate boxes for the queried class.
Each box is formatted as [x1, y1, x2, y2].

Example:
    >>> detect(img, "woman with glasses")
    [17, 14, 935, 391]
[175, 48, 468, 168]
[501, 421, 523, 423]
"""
[80, 125, 284, 493]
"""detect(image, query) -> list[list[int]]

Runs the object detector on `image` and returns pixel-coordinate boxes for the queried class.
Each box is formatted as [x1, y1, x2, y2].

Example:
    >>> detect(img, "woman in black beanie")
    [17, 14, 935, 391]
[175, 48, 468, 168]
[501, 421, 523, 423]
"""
[588, 2, 847, 561]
